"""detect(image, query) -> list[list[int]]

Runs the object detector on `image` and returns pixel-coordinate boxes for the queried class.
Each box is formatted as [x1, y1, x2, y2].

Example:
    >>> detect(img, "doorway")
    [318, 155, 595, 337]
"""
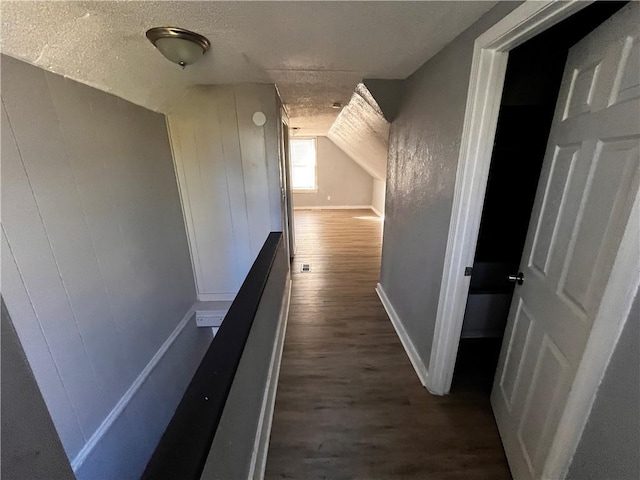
[430, 1, 638, 477]
[452, 1, 628, 394]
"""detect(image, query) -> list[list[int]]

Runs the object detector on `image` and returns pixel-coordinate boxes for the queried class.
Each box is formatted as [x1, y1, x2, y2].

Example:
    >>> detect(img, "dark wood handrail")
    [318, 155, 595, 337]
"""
[142, 232, 283, 480]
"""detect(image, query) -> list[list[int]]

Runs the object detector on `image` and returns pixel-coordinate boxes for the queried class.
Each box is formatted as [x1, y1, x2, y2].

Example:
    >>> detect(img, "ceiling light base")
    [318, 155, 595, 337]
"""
[146, 27, 211, 67]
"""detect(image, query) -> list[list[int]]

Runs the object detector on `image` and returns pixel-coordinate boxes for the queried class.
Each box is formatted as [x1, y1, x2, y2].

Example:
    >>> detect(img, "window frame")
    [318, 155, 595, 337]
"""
[290, 137, 318, 193]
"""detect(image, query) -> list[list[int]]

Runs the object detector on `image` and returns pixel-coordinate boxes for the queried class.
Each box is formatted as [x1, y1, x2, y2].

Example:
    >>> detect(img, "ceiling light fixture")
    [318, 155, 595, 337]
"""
[331, 102, 342, 109]
[146, 27, 211, 68]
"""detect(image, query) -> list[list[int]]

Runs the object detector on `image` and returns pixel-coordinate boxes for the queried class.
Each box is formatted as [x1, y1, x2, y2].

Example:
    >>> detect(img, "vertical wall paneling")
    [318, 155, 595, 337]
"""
[48, 80, 141, 369]
[1, 55, 205, 478]
[1, 228, 86, 458]
[1, 300, 76, 479]
[167, 85, 284, 301]
[167, 117, 209, 294]
[235, 87, 274, 257]
[1, 78, 111, 440]
[216, 91, 254, 283]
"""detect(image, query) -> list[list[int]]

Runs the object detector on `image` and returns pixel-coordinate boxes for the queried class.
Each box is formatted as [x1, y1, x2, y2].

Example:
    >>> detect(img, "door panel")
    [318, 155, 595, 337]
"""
[517, 333, 571, 473]
[612, 32, 639, 105]
[561, 139, 638, 313]
[498, 300, 534, 409]
[529, 144, 579, 276]
[491, 5, 640, 479]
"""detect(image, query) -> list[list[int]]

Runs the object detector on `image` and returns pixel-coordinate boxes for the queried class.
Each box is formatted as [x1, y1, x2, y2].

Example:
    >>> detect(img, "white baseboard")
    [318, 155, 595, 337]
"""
[71, 303, 197, 472]
[292, 205, 382, 218]
[376, 284, 429, 388]
[370, 206, 383, 217]
[293, 205, 373, 211]
[198, 293, 236, 302]
[249, 277, 292, 480]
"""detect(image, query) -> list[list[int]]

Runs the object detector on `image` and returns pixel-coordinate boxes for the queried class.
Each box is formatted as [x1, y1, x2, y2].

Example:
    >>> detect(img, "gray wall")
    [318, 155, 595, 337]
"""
[167, 85, 283, 301]
[363, 79, 404, 123]
[1, 299, 75, 480]
[567, 288, 640, 480]
[1, 55, 211, 479]
[293, 136, 373, 208]
[379, 2, 521, 369]
[201, 237, 290, 480]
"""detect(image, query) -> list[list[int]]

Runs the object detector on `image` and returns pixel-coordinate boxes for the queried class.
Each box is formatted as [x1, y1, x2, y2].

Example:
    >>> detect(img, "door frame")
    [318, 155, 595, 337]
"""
[281, 109, 296, 259]
[277, 103, 295, 261]
[429, 0, 639, 474]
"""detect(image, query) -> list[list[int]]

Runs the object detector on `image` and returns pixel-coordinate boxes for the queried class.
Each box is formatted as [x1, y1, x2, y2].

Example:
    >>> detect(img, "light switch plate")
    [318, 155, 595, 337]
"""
[195, 311, 225, 328]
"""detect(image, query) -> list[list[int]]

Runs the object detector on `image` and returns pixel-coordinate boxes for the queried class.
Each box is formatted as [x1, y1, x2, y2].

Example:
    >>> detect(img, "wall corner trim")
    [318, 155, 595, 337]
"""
[249, 276, 292, 480]
[370, 206, 383, 218]
[70, 303, 198, 472]
[375, 284, 429, 389]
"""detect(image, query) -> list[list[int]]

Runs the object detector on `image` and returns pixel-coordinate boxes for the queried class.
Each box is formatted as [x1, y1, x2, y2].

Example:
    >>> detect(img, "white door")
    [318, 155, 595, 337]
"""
[491, 4, 639, 479]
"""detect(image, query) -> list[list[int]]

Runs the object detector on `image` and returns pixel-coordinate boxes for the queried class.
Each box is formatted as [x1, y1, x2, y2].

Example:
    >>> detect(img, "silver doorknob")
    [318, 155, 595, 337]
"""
[508, 272, 524, 285]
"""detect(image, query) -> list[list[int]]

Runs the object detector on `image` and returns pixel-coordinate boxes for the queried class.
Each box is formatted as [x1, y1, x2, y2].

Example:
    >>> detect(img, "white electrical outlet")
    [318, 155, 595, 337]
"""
[327, 195, 331, 200]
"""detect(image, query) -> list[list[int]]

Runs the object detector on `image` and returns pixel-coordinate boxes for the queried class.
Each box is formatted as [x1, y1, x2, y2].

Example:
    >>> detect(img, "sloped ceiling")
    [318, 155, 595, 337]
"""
[0, 1, 496, 135]
[328, 84, 389, 180]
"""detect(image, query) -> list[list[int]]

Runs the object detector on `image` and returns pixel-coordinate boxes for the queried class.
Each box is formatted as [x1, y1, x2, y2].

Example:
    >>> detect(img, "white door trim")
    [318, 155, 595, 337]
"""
[429, 0, 592, 396]
[428, 0, 596, 395]
[431, 0, 640, 475]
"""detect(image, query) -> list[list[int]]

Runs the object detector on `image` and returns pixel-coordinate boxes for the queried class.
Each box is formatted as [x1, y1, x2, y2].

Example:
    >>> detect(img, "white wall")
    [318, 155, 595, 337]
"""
[1, 55, 211, 479]
[293, 136, 373, 208]
[167, 85, 283, 301]
[371, 179, 386, 216]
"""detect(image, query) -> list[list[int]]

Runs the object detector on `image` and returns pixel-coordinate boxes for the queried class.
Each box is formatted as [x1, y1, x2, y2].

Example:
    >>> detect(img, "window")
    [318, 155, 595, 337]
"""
[290, 138, 317, 191]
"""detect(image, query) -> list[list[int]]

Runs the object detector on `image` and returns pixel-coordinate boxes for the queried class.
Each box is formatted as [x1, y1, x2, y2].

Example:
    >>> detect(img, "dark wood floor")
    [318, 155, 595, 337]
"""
[265, 209, 510, 480]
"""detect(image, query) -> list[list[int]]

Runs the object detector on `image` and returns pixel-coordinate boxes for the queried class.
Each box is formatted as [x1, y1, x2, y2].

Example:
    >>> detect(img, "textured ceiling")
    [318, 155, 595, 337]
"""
[1, 1, 496, 135]
[329, 84, 389, 180]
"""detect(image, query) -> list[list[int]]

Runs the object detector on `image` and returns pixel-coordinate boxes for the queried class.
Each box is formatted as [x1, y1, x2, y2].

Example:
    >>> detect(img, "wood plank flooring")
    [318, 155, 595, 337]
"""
[265, 210, 510, 480]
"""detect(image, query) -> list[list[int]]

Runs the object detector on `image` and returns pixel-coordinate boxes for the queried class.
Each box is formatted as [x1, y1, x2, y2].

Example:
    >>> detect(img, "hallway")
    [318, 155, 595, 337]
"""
[265, 209, 510, 479]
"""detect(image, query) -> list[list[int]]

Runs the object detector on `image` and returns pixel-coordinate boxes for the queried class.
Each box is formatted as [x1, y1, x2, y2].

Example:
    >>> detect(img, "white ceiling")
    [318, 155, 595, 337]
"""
[1, 1, 496, 135]
[329, 84, 389, 180]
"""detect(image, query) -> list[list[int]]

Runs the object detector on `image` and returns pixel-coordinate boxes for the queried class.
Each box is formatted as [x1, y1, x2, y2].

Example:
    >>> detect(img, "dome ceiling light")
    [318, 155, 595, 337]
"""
[146, 27, 211, 68]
